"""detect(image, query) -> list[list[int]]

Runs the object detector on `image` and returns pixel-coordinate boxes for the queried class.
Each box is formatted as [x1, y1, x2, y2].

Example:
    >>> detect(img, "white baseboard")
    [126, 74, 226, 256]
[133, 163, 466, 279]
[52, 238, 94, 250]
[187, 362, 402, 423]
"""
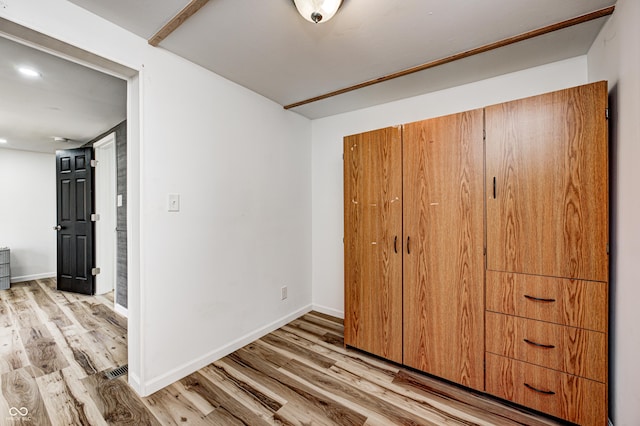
[11, 272, 56, 283]
[141, 304, 313, 396]
[312, 304, 344, 319]
[128, 372, 142, 396]
[114, 303, 128, 318]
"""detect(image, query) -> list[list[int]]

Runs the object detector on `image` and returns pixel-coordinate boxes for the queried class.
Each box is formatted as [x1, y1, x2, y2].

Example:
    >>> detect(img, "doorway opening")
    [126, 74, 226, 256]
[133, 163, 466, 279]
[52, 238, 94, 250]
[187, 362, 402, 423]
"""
[0, 15, 141, 393]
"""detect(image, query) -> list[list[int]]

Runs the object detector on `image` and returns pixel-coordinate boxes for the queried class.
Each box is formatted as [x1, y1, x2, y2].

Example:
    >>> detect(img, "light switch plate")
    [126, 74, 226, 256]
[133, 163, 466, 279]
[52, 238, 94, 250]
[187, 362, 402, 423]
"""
[168, 194, 180, 212]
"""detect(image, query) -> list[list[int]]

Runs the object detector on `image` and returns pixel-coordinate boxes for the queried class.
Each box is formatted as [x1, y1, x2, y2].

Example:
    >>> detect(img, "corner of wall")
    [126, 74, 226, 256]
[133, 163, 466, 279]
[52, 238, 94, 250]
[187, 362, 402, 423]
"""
[140, 304, 313, 396]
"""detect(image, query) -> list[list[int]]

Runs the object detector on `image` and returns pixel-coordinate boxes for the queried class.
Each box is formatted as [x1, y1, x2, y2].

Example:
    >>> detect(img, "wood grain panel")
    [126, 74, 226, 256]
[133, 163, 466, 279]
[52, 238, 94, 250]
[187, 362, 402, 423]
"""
[0, 327, 28, 374]
[0, 299, 13, 328]
[200, 363, 283, 419]
[402, 109, 485, 390]
[36, 369, 106, 426]
[485, 81, 609, 281]
[344, 126, 403, 363]
[82, 373, 160, 426]
[486, 312, 606, 382]
[10, 300, 42, 330]
[486, 353, 606, 426]
[50, 329, 101, 378]
[281, 356, 457, 425]
[486, 271, 608, 332]
[393, 369, 559, 426]
[25, 284, 73, 328]
[1, 367, 52, 426]
[228, 345, 367, 425]
[20, 325, 70, 375]
[142, 383, 210, 425]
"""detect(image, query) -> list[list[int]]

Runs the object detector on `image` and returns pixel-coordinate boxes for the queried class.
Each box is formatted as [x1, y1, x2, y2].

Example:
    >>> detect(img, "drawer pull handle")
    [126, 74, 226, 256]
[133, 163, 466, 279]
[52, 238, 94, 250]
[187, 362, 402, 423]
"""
[524, 294, 556, 303]
[524, 383, 556, 395]
[394, 236, 398, 254]
[524, 339, 555, 349]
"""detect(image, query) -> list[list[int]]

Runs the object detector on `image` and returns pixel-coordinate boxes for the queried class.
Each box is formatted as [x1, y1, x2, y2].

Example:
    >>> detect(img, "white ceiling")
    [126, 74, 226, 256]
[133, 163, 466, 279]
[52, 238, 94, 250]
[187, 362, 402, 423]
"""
[0, 36, 126, 154]
[0, 0, 615, 149]
[66, 0, 615, 118]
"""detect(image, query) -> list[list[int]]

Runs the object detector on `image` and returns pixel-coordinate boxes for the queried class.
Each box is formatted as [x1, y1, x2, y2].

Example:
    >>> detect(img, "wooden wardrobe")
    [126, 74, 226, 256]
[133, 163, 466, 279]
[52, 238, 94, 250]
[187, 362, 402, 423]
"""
[343, 81, 609, 426]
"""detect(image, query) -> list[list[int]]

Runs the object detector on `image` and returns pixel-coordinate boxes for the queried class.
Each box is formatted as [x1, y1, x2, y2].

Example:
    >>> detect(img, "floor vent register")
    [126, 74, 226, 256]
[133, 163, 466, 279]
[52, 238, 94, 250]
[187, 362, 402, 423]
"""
[105, 364, 128, 380]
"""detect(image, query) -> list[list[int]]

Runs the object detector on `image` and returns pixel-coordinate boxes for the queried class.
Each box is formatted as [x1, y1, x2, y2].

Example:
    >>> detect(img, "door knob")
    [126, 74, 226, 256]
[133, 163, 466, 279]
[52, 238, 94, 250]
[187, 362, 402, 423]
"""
[53, 225, 62, 231]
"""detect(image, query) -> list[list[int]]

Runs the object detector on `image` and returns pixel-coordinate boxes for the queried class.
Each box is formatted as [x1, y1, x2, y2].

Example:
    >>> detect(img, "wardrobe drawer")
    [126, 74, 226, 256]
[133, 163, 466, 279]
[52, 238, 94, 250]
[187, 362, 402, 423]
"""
[486, 353, 606, 426]
[486, 271, 607, 332]
[486, 312, 606, 382]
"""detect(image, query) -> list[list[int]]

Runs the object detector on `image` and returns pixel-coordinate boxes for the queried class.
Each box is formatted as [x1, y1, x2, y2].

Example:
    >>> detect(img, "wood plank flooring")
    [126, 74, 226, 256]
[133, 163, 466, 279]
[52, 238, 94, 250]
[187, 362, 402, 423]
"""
[0, 279, 568, 425]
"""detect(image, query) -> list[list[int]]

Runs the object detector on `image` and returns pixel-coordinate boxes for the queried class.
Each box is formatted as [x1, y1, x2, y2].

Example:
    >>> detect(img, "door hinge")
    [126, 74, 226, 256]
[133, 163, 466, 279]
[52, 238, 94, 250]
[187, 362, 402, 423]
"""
[90, 159, 98, 167]
[605, 108, 609, 120]
[91, 213, 100, 222]
[483, 129, 486, 140]
[91, 267, 101, 276]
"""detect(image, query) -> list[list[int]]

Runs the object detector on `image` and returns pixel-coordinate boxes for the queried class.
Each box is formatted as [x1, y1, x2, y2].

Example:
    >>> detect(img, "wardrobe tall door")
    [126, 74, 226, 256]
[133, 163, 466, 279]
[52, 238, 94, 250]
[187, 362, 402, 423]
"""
[344, 126, 403, 363]
[485, 82, 609, 281]
[402, 110, 485, 390]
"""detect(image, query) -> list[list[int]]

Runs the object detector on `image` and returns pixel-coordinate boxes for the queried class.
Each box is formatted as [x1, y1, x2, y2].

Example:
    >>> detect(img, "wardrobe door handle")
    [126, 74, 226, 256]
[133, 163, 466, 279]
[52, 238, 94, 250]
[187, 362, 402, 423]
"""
[407, 236, 410, 255]
[524, 383, 556, 395]
[524, 295, 556, 303]
[524, 339, 555, 349]
[394, 236, 398, 254]
[493, 177, 496, 199]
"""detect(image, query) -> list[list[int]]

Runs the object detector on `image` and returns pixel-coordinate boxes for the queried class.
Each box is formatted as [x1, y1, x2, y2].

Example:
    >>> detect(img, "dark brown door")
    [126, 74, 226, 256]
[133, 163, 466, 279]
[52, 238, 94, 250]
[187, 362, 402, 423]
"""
[344, 126, 403, 363]
[402, 110, 485, 391]
[55, 148, 95, 295]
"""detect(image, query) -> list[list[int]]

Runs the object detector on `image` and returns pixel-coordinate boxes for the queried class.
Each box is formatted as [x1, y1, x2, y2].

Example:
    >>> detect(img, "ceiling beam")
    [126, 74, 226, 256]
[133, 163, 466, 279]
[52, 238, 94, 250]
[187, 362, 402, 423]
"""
[148, 0, 210, 47]
[284, 6, 615, 110]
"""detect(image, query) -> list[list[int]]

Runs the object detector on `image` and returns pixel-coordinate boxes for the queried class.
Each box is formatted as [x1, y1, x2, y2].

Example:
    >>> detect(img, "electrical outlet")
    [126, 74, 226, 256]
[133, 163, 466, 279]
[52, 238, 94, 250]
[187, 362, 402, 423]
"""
[281, 286, 288, 300]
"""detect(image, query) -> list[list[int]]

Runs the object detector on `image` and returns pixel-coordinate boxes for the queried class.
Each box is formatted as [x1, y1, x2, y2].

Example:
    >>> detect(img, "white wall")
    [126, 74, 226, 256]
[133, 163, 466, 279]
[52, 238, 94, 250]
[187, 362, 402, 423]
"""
[140, 49, 312, 391]
[0, 149, 56, 282]
[0, 0, 312, 396]
[311, 56, 588, 317]
[588, 1, 640, 424]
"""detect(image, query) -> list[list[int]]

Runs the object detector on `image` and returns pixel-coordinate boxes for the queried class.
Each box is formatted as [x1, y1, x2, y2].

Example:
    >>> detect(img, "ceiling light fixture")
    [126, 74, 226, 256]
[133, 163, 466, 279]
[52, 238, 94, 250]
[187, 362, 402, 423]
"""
[293, 0, 342, 24]
[0, 138, 7, 144]
[18, 66, 41, 78]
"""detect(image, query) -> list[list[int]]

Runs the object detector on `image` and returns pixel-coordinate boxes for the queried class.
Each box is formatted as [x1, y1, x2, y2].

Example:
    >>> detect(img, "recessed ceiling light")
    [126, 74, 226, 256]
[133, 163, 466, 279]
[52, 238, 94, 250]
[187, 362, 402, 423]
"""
[0, 138, 7, 144]
[18, 67, 41, 78]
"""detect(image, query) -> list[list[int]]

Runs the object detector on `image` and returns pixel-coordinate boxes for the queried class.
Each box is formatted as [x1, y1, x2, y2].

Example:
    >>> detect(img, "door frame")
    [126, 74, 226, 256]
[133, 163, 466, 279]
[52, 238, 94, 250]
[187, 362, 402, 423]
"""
[94, 133, 117, 298]
[0, 17, 144, 395]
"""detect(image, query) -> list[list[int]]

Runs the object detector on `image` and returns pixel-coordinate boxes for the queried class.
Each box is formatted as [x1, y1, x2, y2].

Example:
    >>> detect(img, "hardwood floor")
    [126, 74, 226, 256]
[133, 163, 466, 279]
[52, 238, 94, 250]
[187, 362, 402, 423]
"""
[0, 279, 568, 425]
